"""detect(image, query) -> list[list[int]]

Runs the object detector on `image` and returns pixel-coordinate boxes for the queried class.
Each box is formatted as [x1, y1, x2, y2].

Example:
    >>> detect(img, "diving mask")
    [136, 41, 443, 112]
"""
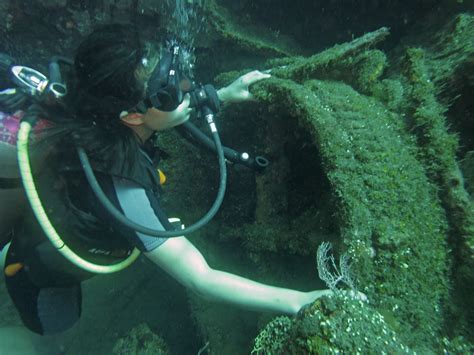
[136, 44, 220, 114]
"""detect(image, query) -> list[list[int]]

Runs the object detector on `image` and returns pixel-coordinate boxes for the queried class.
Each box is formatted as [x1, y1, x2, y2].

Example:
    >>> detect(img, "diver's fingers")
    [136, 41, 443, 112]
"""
[241, 70, 271, 86]
[245, 92, 255, 101]
[177, 93, 191, 111]
[252, 70, 272, 81]
[345, 290, 368, 301]
[182, 93, 191, 106]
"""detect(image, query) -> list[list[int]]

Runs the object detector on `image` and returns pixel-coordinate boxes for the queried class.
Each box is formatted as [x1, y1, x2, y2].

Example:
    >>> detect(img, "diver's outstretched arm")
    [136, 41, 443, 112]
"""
[145, 236, 331, 314]
[217, 70, 271, 103]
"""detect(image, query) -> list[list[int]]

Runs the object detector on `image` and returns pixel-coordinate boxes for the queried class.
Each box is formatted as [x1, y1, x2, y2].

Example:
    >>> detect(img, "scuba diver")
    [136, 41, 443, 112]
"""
[0, 24, 337, 336]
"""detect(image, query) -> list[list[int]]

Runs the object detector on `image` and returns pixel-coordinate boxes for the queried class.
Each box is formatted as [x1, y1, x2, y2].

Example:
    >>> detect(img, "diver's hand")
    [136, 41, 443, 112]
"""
[345, 290, 368, 302]
[217, 70, 271, 103]
[297, 289, 367, 315]
[167, 93, 192, 126]
[144, 94, 192, 131]
[302, 289, 333, 306]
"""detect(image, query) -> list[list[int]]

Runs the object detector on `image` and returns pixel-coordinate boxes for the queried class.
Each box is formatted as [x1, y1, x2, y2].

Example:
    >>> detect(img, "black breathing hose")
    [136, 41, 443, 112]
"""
[179, 121, 269, 172]
[48, 56, 73, 83]
[77, 106, 227, 238]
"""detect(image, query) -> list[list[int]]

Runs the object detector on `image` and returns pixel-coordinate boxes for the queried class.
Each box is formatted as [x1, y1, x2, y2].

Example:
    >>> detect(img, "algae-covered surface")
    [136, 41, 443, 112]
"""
[206, 5, 474, 353]
[0, 0, 473, 354]
[160, 6, 474, 351]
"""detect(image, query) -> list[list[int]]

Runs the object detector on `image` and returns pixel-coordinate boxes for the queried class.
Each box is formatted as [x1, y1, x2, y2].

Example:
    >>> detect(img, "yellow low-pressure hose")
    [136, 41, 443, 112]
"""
[17, 121, 140, 273]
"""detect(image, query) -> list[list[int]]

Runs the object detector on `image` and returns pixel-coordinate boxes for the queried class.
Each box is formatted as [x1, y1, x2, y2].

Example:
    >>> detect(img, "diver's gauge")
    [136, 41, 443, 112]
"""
[11, 65, 49, 96]
[10, 65, 67, 99]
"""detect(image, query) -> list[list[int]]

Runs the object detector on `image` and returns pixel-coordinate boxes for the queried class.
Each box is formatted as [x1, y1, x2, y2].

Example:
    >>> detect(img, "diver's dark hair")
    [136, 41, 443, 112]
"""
[47, 23, 149, 173]
[73, 23, 145, 113]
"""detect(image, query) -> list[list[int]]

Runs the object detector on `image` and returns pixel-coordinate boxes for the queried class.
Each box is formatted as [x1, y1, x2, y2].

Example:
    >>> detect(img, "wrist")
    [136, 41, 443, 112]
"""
[289, 291, 313, 315]
[217, 86, 231, 103]
[298, 290, 333, 312]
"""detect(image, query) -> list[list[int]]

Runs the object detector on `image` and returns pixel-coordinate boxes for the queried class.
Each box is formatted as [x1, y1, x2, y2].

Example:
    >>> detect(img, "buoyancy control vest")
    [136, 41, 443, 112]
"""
[11, 136, 170, 287]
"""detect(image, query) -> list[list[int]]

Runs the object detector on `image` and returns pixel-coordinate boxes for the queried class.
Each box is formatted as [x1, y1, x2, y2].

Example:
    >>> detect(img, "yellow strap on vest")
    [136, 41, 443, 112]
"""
[158, 169, 166, 185]
[5, 262, 23, 277]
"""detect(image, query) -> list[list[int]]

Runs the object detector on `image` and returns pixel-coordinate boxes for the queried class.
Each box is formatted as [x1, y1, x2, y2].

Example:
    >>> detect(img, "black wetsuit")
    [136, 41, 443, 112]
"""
[4, 137, 174, 335]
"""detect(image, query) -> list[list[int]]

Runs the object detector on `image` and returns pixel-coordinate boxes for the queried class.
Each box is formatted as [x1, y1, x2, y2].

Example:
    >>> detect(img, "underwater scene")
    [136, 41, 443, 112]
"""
[0, 0, 473, 354]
